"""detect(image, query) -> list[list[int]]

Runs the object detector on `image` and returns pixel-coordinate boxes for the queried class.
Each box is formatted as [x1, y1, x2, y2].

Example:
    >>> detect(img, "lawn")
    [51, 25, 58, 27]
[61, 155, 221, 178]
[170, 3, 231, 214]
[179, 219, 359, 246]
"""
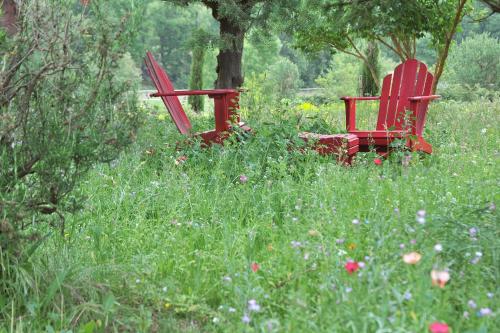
[7, 98, 499, 332]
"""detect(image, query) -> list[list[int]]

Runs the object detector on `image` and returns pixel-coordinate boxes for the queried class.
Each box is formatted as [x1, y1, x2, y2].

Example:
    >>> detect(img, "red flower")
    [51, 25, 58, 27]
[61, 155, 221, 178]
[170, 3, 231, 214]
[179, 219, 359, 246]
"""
[429, 322, 449, 333]
[251, 262, 260, 273]
[344, 261, 359, 274]
[373, 158, 382, 165]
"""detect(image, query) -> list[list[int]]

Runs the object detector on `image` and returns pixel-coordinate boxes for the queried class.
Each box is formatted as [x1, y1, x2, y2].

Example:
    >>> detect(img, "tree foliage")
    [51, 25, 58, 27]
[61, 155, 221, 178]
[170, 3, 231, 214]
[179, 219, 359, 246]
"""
[0, 0, 142, 251]
[288, 0, 472, 92]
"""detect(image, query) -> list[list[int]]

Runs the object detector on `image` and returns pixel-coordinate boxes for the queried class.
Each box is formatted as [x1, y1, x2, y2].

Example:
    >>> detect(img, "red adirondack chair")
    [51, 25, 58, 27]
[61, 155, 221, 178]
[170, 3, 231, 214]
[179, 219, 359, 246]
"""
[341, 59, 440, 155]
[144, 52, 251, 145]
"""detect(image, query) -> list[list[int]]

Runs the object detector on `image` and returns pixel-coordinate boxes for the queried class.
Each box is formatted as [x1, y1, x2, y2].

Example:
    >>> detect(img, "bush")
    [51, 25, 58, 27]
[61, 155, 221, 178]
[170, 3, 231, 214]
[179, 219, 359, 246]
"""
[0, 1, 142, 254]
[440, 33, 500, 100]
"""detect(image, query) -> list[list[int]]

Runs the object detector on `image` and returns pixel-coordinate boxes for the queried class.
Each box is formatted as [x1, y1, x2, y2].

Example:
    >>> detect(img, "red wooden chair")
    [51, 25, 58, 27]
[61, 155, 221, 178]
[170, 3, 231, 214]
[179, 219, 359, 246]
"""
[144, 52, 251, 145]
[341, 59, 440, 155]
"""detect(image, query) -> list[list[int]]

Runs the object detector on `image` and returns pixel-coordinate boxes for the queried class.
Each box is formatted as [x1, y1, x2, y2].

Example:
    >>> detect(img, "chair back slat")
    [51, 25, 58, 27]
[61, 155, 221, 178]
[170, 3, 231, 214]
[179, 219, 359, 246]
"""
[376, 59, 433, 132]
[416, 72, 434, 135]
[144, 52, 192, 134]
[376, 75, 393, 130]
[384, 62, 404, 129]
[394, 59, 419, 128]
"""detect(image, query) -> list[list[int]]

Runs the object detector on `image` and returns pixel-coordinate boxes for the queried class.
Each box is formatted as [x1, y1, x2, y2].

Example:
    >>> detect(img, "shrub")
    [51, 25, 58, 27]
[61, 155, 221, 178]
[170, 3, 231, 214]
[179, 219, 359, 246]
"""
[440, 33, 500, 100]
[0, 1, 142, 254]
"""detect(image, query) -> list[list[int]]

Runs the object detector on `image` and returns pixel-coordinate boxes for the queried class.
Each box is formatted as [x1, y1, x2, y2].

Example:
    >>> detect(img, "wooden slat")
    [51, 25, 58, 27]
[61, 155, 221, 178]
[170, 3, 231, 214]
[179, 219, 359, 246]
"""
[384, 63, 404, 129]
[394, 59, 418, 129]
[376, 75, 393, 130]
[416, 72, 434, 135]
[145, 52, 192, 134]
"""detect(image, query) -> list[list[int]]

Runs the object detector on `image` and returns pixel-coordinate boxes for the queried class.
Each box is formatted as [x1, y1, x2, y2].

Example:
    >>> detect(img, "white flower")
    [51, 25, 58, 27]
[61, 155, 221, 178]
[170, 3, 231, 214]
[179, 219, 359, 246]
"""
[212, 317, 220, 324]
[352, 219, 360, 225]
[434, 244, 443, 252]
[468, 300, 477, 309]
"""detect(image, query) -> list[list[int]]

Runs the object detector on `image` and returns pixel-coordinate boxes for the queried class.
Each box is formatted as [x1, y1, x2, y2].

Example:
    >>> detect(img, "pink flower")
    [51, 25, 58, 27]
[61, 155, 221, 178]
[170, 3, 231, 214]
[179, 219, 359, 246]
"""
[345, 261, 359, 274]
[251, 262, 260, 273]
[374, 158, 382, 165]
[239, 174, 248, 183]
[429, 322, 449, 333]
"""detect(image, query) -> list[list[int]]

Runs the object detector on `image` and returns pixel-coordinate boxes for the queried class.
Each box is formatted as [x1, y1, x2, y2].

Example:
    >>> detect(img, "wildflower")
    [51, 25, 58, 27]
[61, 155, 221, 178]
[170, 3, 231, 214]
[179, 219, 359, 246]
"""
[135, 279, 141, 284]
[403, 252, 422, 265]
[410, 239, 417, 245]
[223, 276, 232, 283]
[290, 241, 302, 248]
[251, 262, 260, 273]
[481, 128, 487, 134]
[489, 202, 496, 211]
[292, 217, 298, 222]
[469, 227, 478, 237]
[431, 269, 450, 288]
[303, 252, 310, 260]
[463, 311, 469, 318]
[239, 175, 248, 183]
[347, 243, 356, 250]
[345, 287, 353, 293]
[157, 114, 166, 121]
[470, 252, 482, 264]
[228, 307, 236, 313]
[175, 155, 187, 165]
[402, 154, 412, 167]
[404, 291, 412, 301]
[434, 244, 443, 252]
[352, 219, 360, 225]
[399, 243, 405, 249]
[373, 158, 382, 165]
[248, 299, 261, 312]
[467, 300, 477, 309]
[345, 261, 360, 274]
[162, 287, 168, 292]
[417, 210, 426, 217]
[308, 229, 320, 237]
[336, 238, 345, 244]
[242, 314, 251, 324]
[164, 303, 172, 309]
[478, 308, 492, 317]
[416, 216, 426, 224]
[212, 317, 220, 324]
[358, 261, 366, 268]
[487, 292, 494, 299]
[429, 322, 449, 333]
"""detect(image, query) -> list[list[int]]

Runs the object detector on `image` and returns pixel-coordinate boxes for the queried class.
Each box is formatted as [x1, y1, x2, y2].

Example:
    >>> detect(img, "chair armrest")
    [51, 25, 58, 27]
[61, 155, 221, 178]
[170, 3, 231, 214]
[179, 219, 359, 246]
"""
[151, 89, 238, 97]
[408, 95, 440, 102]
[341, 96, 381, 101]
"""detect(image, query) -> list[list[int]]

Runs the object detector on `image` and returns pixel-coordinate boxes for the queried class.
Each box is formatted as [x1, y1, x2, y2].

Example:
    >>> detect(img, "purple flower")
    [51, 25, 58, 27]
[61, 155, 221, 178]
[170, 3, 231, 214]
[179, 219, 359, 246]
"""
[468, 300, 477, 309]
[469, 227, 478, 237]
[399, 243, 405, 249]
[417, 210, 426, 217]
[478, 308, 492, 317]
[291, 241, 302, 248]
[404, 291, 412, 301]
[242, 314, 251, 324]
[358, 261, 366, 268]
[239, 175, 248, 183]
[248, 299, 260, 312]
[410, 239, 417, 245]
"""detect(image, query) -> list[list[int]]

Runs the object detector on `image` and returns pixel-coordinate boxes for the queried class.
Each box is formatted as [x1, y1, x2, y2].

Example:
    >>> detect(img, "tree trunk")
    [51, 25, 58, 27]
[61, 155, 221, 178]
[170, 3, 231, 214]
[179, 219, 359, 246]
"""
[215, 17, 245, 89]
[432, 0, 468, 93]
[1, 0, 18, 35]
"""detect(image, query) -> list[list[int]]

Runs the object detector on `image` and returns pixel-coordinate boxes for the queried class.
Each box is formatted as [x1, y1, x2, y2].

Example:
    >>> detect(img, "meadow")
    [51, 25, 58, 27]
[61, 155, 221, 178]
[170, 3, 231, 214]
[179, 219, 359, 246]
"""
[3, 96, 497, 332]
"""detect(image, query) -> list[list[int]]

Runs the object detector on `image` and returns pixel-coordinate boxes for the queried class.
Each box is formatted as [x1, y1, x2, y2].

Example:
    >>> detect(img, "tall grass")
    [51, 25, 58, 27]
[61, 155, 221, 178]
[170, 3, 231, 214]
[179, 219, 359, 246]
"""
[1, 98, 498, 332]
